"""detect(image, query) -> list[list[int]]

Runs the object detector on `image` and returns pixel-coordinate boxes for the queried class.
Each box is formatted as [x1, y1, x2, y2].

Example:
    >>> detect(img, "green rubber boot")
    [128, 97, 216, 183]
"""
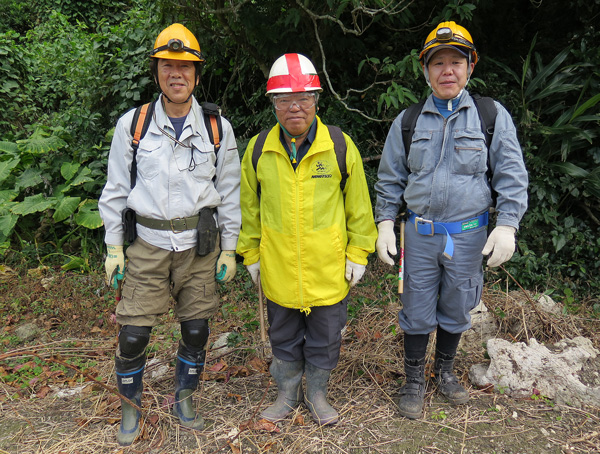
[434, 351, 470, 405]
[260, 358, 304, 422]
[173, 357, 205, 430]
[304, 362, 338, 426]
[115, 356, 145, 446]
[397, 357, 426, 420]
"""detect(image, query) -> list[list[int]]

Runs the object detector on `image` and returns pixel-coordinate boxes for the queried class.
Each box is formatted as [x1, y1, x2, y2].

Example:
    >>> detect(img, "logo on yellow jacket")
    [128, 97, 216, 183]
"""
[311, 160, 333, 179]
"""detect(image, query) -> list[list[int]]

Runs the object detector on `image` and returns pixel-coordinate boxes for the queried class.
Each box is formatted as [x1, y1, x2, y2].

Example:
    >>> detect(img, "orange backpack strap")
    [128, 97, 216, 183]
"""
[201, 102, 223, 153]
[129, 100, 156, 189]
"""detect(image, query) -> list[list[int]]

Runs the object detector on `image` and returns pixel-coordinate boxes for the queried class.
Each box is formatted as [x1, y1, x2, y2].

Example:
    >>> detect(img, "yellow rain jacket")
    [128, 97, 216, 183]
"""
[236, 117, 376, 311]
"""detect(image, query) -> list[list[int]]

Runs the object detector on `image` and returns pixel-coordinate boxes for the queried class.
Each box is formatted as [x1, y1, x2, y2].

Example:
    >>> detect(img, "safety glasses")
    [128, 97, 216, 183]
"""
[272, 93, 317, 111]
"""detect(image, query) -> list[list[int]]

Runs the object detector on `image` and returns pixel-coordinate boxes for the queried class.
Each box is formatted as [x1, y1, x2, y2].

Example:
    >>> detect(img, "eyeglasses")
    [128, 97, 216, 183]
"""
[272, 93, 317, 111]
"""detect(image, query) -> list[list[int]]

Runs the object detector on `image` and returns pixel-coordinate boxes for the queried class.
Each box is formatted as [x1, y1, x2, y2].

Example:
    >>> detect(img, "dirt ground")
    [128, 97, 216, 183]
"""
[1, 264, 599, 454]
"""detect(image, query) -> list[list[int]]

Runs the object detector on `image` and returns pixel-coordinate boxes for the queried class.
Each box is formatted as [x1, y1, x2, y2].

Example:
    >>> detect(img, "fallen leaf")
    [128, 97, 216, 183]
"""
[227, 441, 241, 454]
[292, 414, 305, 426]
[261, 441, 278, 452]
[227, 392, 242, 402]
[36, 386, 52, 398]
[247, 356, 268, 373]
[209, 361, 227, 372]
[239, 419, 280, 433]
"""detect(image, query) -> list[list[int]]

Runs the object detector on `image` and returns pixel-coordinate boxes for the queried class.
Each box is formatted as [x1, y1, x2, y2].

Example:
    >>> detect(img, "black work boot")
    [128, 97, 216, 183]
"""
[397, 356, 426, 420]
[115, 354, 145, 446]
[260, 357, 304, 422]
[433, 351, 470, 405]
[304, 361, 338, 426]
[173, 342, 205, 430]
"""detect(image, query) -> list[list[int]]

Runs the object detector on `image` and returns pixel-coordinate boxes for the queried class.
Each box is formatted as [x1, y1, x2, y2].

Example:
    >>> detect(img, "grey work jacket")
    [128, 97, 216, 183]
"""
[375, 90, 528, 229]
[99, 95, 241, 252]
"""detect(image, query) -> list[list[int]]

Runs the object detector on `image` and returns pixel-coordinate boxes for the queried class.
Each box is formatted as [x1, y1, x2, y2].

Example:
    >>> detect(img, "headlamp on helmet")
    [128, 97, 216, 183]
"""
[419, 21, 478, 65]
[151, 23, 205, 63]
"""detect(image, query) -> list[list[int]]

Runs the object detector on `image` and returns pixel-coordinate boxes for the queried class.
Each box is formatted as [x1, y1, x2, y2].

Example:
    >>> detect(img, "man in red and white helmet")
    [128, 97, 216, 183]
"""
[237, 53, 376, 426]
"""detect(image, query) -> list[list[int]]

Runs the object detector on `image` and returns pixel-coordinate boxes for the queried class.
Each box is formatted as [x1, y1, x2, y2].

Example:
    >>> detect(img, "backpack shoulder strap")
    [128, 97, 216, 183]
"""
[471, 94, 497, 150]
[325, 125, 348, 191]
[201, 102, 223, 154]
[251, 129, 270, 198]
[129, 100, 156, 189]
[401, 99, 426, 155]
[471, 94, 498, 205]
[252, 129, 270, 173]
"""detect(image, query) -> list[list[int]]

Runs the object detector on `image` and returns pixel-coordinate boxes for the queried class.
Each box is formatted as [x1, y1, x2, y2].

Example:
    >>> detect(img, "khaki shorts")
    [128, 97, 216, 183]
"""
[116, 237, 220, 326]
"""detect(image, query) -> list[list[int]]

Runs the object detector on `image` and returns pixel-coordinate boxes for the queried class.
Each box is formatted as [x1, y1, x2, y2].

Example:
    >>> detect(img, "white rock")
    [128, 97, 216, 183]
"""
[469, 337, 600, 408]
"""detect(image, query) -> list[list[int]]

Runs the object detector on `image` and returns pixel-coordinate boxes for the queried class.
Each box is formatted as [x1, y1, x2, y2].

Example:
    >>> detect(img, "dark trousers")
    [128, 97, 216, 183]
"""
[266, 297, 348, 370]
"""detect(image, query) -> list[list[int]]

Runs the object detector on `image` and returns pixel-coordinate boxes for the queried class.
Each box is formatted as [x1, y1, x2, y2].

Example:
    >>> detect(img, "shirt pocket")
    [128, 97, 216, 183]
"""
[189, 137, 216, 181]
[407, 130, 434, 173]
[452, 129, 487, 175]
[136, 139, 163, 180]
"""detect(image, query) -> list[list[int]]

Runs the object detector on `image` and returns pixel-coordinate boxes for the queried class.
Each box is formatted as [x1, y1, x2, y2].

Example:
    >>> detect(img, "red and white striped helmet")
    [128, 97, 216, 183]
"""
[266, 53, 322, 95]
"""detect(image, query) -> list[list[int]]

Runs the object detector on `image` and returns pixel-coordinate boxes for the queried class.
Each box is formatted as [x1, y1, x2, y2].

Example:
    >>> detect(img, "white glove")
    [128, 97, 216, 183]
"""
[105, 244, 125, 286]
[482, 226, 517, 267]
[376, 220, 397, 266]
[345, 259, 366, 287]
[216, 250, 237, 282]
[246, 260, 260, 285]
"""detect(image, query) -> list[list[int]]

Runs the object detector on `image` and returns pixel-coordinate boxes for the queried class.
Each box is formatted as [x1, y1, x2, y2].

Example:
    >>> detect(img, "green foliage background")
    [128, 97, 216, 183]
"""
[0, 0, 599, 309]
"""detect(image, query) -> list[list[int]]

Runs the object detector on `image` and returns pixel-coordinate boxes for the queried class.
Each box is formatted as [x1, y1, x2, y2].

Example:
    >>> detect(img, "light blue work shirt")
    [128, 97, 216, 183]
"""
[375, 90, 528, 229]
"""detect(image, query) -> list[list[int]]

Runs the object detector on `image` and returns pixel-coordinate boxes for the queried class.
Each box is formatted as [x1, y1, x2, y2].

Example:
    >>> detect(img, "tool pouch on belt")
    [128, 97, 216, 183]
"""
[122, 208, 138, 244]
[196, 207, 218, 257]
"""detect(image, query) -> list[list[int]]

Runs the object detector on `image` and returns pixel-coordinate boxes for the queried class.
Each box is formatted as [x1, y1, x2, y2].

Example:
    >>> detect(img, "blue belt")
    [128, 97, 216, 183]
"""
[407, 210, 489, 259]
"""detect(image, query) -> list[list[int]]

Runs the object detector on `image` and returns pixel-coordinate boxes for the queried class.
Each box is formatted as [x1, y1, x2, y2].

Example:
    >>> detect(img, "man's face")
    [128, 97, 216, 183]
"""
[156, 58, 198, 105]
[427, 48, 474, 100]
[273, 92, 317, 136]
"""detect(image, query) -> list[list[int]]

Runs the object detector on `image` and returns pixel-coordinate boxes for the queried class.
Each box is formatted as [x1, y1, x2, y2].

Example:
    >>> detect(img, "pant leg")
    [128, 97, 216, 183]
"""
[399, 225, 444, 334]
[266, 299, 306, 362]
[304, 298, 348, 370]
[437, 228, 486, 333]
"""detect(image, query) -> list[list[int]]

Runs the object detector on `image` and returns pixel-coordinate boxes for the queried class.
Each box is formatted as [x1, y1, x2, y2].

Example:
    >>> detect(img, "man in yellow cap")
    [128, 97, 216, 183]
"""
[236, 53, 376, 426]
[99, 23, 241, 445]
[375, 22, 528, 419]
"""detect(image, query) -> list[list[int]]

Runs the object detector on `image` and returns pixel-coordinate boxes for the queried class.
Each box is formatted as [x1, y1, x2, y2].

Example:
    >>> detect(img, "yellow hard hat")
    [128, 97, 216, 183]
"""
[419, 21, 478, 65]
[150, 23, 204, 62]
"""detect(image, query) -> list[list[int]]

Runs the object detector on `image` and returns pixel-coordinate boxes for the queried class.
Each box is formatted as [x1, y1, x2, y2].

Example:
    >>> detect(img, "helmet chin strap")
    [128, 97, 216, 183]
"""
[163, 93, 194, 104]
[273, 110, 316, 164]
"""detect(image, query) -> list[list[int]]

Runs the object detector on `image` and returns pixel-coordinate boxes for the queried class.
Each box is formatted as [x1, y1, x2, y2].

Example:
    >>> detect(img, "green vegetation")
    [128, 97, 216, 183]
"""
[0, 0, 598, 309]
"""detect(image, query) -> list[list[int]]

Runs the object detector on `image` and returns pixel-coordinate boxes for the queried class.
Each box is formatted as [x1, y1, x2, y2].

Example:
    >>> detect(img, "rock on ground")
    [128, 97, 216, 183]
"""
[469, 336, 600, 408]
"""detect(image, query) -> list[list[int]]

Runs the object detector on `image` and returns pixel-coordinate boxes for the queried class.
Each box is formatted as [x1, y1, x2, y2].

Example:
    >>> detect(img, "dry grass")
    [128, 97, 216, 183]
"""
[1, 263, 600, 453]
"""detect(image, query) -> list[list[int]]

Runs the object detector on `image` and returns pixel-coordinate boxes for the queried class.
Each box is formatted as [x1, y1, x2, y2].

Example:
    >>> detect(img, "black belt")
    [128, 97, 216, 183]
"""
[136, 214, 199, 233]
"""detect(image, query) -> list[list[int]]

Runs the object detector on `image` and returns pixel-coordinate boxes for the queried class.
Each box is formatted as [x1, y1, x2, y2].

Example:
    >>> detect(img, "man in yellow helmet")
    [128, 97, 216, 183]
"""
[236, 53, 376, 426]
[98, 23, 241, 445]
[375, 22, 528, 419]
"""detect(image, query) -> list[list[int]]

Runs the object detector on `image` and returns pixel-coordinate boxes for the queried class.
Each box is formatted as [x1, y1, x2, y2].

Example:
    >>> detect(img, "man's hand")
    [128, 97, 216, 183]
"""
[376, 220, 397, 266]
[246, 261, 260, 285]
[345, 259, 366, 287]
[216, 250, 237, 282]
[482, 226, 517, 267]
[105, 244, 125, 287]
